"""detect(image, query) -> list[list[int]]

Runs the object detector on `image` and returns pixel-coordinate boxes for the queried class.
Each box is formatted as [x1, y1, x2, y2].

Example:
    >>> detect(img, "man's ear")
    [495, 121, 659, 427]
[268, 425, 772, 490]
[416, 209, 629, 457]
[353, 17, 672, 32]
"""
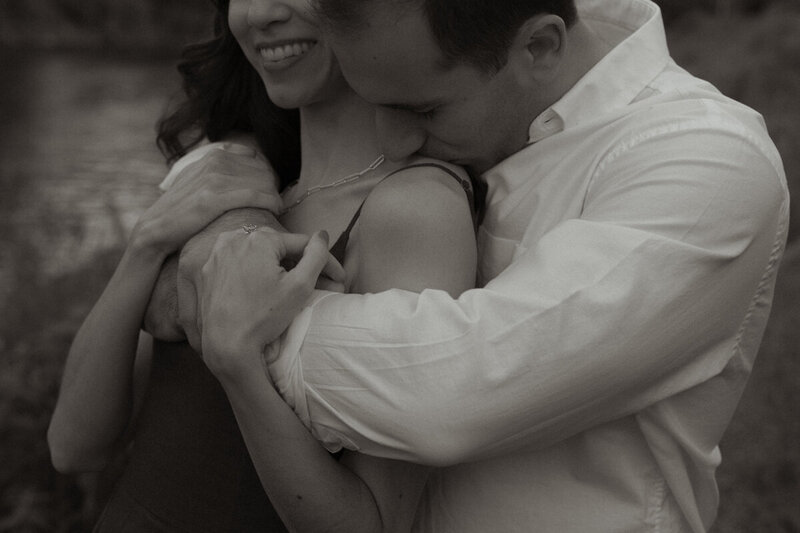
[509, 14, 567, 84]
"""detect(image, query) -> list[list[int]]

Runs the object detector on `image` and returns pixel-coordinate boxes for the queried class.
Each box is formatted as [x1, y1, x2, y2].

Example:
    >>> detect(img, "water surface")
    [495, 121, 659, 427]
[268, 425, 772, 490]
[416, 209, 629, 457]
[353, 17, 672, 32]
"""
[0, 50, 177, 291]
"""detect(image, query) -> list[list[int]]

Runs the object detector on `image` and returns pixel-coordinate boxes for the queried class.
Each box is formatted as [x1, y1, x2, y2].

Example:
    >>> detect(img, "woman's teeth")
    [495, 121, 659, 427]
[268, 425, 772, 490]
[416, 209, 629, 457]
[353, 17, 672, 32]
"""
[260, 41, 314, 62]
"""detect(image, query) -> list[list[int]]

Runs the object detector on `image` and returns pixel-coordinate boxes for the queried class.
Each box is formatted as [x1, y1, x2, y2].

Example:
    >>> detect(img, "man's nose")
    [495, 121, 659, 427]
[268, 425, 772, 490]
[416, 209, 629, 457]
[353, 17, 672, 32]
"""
[375, 108, 426, 162]
[247, 0, 292, 28]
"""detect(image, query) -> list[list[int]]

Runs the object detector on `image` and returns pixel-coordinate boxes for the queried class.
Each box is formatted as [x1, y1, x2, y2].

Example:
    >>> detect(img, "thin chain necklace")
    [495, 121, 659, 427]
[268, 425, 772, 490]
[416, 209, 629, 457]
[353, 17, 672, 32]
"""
[281, 154, 385, 215]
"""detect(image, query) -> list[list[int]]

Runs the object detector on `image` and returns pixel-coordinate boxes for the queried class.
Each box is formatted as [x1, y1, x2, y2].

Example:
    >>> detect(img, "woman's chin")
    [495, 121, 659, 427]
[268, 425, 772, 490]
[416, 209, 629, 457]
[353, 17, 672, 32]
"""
[268, 91, 311, 111]
[265, 91, 297, 110]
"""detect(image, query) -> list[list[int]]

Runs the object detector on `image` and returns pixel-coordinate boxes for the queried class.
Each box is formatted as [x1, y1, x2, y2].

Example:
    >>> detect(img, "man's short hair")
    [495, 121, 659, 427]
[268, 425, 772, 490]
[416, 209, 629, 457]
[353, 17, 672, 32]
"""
[313, 0, 578, 72]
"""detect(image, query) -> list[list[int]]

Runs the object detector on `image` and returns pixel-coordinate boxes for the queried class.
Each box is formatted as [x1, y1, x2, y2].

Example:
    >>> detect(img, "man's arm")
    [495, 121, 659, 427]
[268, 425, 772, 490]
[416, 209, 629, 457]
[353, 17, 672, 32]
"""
[191, 167, 473, 532]
[263, 123, 789, 465]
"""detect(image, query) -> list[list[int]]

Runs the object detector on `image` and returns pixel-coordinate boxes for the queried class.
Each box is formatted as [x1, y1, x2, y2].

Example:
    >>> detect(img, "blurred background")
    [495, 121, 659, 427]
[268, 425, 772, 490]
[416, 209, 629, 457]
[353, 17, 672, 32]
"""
[0, 0, 797, 531]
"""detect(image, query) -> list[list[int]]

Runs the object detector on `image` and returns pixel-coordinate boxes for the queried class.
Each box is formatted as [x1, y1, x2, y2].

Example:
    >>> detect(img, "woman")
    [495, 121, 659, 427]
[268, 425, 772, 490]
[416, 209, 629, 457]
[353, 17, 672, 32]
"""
[48, 0, 477, 531]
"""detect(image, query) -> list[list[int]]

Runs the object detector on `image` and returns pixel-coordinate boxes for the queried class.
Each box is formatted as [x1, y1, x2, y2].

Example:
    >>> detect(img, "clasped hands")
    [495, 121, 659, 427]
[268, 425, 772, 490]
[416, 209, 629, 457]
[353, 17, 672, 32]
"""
[142, 142, 345, 379]
[194, 226, 345, 379]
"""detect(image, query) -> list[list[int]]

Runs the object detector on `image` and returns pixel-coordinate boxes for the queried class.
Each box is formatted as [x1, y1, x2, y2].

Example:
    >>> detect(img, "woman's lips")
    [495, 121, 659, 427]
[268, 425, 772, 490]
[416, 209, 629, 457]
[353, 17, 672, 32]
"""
[258, 40, 316, 63]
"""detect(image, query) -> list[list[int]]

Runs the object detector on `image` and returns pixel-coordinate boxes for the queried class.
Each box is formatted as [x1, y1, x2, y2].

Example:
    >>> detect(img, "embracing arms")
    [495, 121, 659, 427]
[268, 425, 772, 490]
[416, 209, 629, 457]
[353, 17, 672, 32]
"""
[142, 142, 287, 343]
[197, 167, 477, 532]
[141, 143, 344, 347]
[258, 123, 789, 464]
[133, 116, 788, 473]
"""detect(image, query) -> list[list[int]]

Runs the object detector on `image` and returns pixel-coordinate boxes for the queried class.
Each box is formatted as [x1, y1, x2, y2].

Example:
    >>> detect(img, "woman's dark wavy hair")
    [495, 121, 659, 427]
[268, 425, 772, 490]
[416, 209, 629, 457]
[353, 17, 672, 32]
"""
[157, 0, 301, 189]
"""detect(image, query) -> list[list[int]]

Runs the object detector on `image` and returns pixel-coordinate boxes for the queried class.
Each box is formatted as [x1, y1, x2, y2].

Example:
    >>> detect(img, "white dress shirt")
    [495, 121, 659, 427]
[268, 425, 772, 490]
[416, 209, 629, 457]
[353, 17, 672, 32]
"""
[265, 0, 789, 530]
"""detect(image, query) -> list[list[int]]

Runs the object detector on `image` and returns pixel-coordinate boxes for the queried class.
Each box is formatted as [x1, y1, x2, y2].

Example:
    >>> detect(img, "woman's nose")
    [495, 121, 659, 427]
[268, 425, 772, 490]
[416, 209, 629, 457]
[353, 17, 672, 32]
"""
[246, 0, 292, 28]
[375, 108, 427, 162]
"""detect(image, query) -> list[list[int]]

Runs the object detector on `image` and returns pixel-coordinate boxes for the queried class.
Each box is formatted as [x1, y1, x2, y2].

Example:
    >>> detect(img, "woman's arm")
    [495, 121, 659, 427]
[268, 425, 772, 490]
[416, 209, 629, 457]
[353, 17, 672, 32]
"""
[48, 157, 282, 473]
[48, 235, 172, 473]
[199, 166, 476, 532]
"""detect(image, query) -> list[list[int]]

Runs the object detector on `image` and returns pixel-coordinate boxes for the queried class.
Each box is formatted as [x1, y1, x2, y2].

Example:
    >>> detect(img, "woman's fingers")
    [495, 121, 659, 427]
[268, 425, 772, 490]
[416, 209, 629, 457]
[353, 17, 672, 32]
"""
[264, 230, 344, 285]
[195, 230, 295, 376]
[322, 251, 346, 287]
[315, 275, 346, 293]
[284, 232, 336, 287]
[192, 229, 344, 363]
[136, 182, 282, 255]
[135, 142, 283, 254]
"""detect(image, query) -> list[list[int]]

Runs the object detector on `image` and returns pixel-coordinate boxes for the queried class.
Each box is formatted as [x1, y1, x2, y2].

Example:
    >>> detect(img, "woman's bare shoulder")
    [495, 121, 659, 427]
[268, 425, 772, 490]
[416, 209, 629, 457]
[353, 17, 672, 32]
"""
[352, 158, 477, 297]
[364, 157, 473, 221]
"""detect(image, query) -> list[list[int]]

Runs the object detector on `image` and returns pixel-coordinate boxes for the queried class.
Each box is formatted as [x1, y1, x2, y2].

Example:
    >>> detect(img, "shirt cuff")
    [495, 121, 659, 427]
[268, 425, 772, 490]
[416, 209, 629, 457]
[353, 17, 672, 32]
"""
[159, 141, 279, 196]
[160, 142, 216, 191]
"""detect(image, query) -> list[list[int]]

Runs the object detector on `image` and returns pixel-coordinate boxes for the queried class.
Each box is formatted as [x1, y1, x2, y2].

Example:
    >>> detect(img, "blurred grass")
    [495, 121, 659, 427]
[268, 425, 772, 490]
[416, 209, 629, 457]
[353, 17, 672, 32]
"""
[0, 247, 121, 532]
[665, 3, 800, 241]
[0, 1, 798, 532]
[710, 246, 800, 532]
[664, 11, 800, 528]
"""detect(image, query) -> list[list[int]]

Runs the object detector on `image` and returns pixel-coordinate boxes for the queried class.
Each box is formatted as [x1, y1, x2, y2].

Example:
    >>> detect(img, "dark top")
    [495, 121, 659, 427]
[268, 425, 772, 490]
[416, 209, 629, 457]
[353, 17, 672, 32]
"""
[93, 163, 475, 532]
[94, 341, 286, 532]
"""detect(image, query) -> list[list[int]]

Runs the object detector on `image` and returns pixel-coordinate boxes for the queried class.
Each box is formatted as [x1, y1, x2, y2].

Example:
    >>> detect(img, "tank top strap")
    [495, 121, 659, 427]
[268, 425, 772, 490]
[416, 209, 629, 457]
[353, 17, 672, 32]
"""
[328, 163, 474, 264]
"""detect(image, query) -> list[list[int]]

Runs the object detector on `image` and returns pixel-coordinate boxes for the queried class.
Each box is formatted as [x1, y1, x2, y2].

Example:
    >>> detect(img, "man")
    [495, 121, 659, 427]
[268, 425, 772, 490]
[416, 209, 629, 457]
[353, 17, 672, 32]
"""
[153, 0, 788, 530]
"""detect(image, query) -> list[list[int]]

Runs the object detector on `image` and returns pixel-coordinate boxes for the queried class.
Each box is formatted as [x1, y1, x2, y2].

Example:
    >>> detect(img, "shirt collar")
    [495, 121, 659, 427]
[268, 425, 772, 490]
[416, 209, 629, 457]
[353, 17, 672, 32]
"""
[528, 0, 669, 144]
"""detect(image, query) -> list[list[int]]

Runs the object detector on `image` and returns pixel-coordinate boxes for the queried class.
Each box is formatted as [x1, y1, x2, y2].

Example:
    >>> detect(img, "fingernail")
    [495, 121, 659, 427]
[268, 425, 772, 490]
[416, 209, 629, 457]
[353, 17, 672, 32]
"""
[318, 230, 329, 244]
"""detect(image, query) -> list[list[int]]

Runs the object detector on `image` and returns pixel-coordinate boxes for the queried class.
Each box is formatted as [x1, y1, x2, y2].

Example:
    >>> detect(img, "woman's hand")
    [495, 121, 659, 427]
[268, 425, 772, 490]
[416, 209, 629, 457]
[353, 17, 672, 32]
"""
[195, 228, 344, 380]
[130, 144, 284, 257]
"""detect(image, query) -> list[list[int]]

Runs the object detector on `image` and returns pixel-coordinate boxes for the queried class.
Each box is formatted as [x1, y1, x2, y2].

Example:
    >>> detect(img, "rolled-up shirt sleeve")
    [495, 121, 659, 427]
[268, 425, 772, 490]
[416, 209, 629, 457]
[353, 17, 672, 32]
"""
[159, 140, 280, 194]
[266, 114, 789, 466]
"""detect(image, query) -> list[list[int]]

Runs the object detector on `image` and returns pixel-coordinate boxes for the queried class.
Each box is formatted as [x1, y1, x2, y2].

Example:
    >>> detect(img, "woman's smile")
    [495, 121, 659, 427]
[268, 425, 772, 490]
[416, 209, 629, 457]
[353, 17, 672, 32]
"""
[256, 40, 317, 69]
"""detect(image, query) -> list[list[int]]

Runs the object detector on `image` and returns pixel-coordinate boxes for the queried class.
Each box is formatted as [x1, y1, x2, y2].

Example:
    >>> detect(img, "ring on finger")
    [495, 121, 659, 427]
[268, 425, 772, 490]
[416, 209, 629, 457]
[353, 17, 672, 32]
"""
[242, 223, 258, 234]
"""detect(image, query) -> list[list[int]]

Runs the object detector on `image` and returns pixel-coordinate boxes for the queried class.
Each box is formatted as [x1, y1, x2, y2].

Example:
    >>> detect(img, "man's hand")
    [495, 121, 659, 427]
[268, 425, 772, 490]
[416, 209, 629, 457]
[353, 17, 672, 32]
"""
[194, 229, 345, 379]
